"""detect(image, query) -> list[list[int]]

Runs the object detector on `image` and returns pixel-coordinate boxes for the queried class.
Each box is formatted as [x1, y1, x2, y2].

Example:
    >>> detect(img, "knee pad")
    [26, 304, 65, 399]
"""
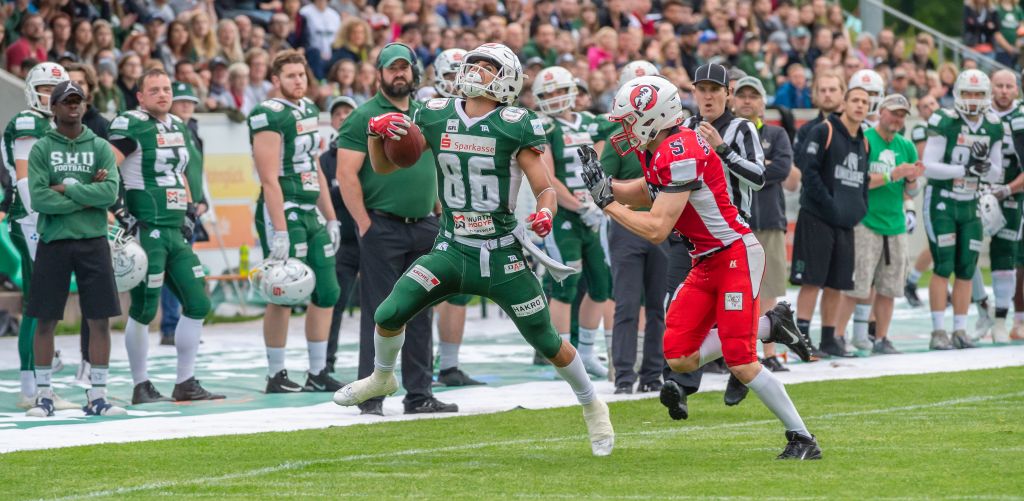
[129, 304, 158, 325]
[312, 276, 341, 308]
[373, 296, 406, 332]
[932, 260, 953, 279]
[182, 293, 211, 320]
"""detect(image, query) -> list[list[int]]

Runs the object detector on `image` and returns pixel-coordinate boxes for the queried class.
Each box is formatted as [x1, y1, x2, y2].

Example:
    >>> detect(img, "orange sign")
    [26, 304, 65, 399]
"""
[194, 204, 256, 250]
[205, 154, 260, 200]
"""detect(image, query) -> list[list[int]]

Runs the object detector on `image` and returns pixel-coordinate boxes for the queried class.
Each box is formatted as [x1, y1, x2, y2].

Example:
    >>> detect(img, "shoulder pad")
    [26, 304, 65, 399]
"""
[425, 98, 450, 110]
[261, 99, 285, 112]
[14, 115, 37, 131]
[110, 116, 131, 131]
[1010, 115, 1024, 132]
[529, 117, 547, 136]
[169, 113, 183, 124]
[985, 111, 1001, 124]
[126, 110, 149, 121]
[500, 106, 528, 123]
[927, 112, 945, 127]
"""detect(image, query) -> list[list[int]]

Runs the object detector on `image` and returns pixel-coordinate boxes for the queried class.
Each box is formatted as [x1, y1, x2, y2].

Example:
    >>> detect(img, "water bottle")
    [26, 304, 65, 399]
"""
[239, 244, 249, 278]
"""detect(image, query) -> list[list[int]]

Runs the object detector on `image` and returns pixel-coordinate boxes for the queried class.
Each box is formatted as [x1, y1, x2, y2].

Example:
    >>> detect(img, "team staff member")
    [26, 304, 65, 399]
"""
[791, 78, 872, 358]
[336, 44, 455, 416]
[25, 80, 124, 417]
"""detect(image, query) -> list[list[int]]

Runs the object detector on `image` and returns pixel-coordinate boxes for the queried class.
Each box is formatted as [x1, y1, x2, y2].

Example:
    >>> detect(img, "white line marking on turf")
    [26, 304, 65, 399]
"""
[48, 391, 1024, 501]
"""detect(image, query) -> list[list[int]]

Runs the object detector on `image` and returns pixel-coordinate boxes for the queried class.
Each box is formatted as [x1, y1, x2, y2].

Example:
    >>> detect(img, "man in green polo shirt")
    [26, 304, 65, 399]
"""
[336, 43, 454, 417]
[834, 94, 923, 355]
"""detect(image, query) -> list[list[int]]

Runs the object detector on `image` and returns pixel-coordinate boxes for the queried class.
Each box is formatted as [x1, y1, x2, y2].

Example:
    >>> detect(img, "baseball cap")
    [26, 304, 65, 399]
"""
[574, 77, 589, 95]
[792, 26, 810, 38]
[525, 57, 545, 68]
[377, 43, 414, 69]
[735, 76, 767, 99]
[768, 30, 791, 52]
[880, 94, 911, 113]
[728, 67, 748, 82]
[693, 63, 728, 87]
[329, 95, 357, 113]
[172, 81, 200, 103]
[50, 80, 85, 106]
[698, 30, 719, 44]
[678, 24, 698, 36]
[209, 56, 229, 69]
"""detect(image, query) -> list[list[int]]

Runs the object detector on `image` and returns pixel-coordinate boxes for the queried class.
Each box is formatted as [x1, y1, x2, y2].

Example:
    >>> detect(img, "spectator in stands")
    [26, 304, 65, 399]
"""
[737, 33, 777, 95]
[753, 0, 784, 38]
[300, 0, 343, 79]
[788, 26, 812, 68]
[267, 13, 294, 56]
[117, 52, 143, 111]
[249, 25, 267, 52]
[174, 60, 209, 106]
[216, 19, 245, 64]
[774, 63, 812, 109]
[964, 0, 998, 54]
[244, 48, 272, 105]
[70, 19, 92, 59]
[324, 59, 357, 101]
[65, 63, 109, 139]
[47, 13, 72, 63]
[235, 15, 253, 50]
[889, 66, 912, 97]
[190, 10, 218, 62]
[854, 32, 876, 69]
[123, 33, 154, 69]
[523, 24, 559, 67]
[160, 20, 195, 72]
[842, 54, 864, 82]
[144, 16, 168, 54]
[147, 0, 176, 24]
[806, 26, 831, 70]
[86, 20, 117, 63]
[204, 56, 230, 111]
[588, 27, 617, 70]
[6, 14, 47, 76]
[437, 0, 475, 28]
[994, 0, 1023, 68]
[332, 17, 373, 65]
[221, 62, 254, 114]
[912, 33, 937, 70]
[937, 62, 958, 107]
[93, 58, 123, 114]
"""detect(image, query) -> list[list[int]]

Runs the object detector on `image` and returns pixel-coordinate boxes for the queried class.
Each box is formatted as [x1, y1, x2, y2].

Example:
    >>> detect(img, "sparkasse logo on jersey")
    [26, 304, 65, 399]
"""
[439, 133, 496, 156]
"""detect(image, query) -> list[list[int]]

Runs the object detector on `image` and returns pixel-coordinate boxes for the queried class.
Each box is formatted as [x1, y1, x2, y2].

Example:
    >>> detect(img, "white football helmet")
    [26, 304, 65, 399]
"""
[954, 69, 992, 116]
[455, 43, 523, 105]
[108, 226, 148, 292]
[618, 60, 660, 89]
[848, 69, 885, 115]
[607, 76, 684, 156]
[979, 191, 1007, 236]
[532, 66, 577, 115]
[24, 62, 69, 115]
[433, 48, 467, 98]
[249, 258, 316, 306]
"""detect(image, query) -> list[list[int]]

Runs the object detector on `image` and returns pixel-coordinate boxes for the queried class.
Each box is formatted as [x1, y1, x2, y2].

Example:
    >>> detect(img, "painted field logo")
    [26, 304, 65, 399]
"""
[511, 295, 545, 317]
[408, 265, 441, 291]
[439, 133, 497, 155]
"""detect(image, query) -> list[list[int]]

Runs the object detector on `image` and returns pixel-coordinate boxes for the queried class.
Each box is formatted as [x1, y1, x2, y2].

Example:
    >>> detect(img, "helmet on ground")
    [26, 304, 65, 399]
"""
[108, 225, 148, 292]
[455, 43, 523, 105]
[249, 258, 316, 306]
[532, 66, 577, 115]
[607, 75, 684, 156]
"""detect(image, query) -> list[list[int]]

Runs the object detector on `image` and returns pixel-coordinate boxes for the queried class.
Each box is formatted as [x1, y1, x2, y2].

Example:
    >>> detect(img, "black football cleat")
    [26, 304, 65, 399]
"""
[614, 382, 634, 394]
[904, 279, 922, 308]
[659, 380, 689, 420]
[777, 431, 822, 460]
[761, 356, 789, 372]
[723, 374, 749, 406]
[437, 367, 485, 386]
[303, 368, 345, 392]
[404, 397, 458, 414]
[266, 369, 303, 393]
[820, 336, 857, 358]
[172, 377, 226, 401]
[131, 380, 172, 405]
[637, 381, 663, 393]
[764, 302, 814, 362]
[359, 400, 384, 416]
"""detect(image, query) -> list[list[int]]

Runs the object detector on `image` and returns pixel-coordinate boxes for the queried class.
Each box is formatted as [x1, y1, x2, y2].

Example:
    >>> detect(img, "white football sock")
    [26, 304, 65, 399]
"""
[699, 330, 723, 367]
[853, 304, 871, 339]
[931, 311, 945, 331]
[954, 314, 968, 331]
[908, 269, 922, 284]
[174, 317, 202, 383]
[19, 370, 36, 397]
[266, 347, 286, 376]
[746, 367, 810, 438]
[88, 365, 109, 400]
[578, 327, 599, 358]
[124, 318, 150, 385]
[992, 270, 1016, 311]
[307, 340, 327, 375]
[35, 365, 52, 389]
[373, 330, 405, 372]
[756, 316, 771, 341]
[554, 353, 595, 405]
[971, 268, 987, 303]
[438, 341, 460, 371]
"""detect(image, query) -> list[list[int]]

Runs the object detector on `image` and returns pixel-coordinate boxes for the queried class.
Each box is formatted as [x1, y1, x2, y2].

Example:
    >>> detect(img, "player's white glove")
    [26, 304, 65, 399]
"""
[905, 209, 917, 234]
[991, 184, 1012, 200]
[270, 230, 290, 260]
[577, 201, 604, 230]
[327, 220, 341, 254]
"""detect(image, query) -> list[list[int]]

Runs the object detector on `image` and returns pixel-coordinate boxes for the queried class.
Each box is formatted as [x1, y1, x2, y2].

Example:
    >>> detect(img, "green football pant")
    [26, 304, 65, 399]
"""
[542, 213, 611, 303]
[10, 220, 36, 371]
[991, 195, 1023, 271]
[924, 186, 982, 279]
[129, 225, 211, 324]
[256, 201, 341, 308]
[374, 236, 563, 358]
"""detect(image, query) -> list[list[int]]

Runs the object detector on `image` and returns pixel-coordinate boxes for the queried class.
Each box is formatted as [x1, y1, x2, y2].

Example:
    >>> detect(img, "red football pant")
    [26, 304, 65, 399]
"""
[664, 234, 765, 367]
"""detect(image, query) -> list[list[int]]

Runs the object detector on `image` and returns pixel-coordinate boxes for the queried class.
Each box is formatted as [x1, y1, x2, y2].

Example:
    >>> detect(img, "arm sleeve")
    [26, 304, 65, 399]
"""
[64, 144, 121, 208]
[108, 137, 138, 156]
[763, 128, 793, 185]
[28, 146, 85, 214]
[12, 137, 37, 161]
[719, 120, 766, 189]
[984, 137, 1005, 184]
[794, 124, 834, 206]
[922, 135, 966, 179]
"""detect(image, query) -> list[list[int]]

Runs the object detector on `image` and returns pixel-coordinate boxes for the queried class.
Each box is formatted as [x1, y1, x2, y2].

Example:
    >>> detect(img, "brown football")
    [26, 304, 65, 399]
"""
[383, 122, 425, 168]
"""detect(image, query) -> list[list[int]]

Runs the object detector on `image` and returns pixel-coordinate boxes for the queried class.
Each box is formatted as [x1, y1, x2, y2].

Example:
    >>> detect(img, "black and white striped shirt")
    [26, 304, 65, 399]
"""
[683, 111, 766, 217]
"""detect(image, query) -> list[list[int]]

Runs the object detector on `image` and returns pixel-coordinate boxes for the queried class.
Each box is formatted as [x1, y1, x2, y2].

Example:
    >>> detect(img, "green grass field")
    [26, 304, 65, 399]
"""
[3, 367, 1022, 500]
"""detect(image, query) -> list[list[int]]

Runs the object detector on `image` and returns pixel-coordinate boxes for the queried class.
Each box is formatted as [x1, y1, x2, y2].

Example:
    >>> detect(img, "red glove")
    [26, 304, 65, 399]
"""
[368, 112, 411, 140]
[526, 208, 554, 237]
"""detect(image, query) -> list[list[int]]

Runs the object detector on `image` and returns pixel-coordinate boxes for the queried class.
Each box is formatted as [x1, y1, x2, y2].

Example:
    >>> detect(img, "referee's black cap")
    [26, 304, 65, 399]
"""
[693, 64, 728, 87]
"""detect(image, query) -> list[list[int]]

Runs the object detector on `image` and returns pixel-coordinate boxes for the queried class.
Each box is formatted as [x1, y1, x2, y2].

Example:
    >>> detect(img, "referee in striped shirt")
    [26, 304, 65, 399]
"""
[683, 63, 766, 218]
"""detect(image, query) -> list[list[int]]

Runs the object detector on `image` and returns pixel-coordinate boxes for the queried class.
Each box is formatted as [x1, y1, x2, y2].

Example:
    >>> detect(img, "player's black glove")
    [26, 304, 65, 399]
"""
[578, 145, 614, 209]
[967, 142, 991, 177]
[182, 202, 197, 241]
[113, 206, 139, 236]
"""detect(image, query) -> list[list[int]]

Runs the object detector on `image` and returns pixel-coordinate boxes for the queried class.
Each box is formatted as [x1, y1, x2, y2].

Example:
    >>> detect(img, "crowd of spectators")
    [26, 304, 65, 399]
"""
[0, 0, 958, 118]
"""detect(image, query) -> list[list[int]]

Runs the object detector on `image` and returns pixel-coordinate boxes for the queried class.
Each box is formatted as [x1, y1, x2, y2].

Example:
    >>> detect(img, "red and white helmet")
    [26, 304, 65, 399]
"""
[532, 66, 577, 115]
[24, 62, 69, 115]
[618, 60, 660, 88]
[848, 69, 885, 115]
[954, 69, 992, 116]
[456, 43, 523, 105]
[607, 75, 683, 156]
[249, 258, 316, 306]
[432, 48, 467, 98]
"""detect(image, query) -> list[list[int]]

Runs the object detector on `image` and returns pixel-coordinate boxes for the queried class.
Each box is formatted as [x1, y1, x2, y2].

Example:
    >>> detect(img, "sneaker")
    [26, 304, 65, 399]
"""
[930, 330, 954, 350]
[266, 369, 303, 393]
[904, 279, 922, 308]
[851, 327, 873, 351]
[25, 395, 55, 417]
[582, 399, 614, 456]
[761, 356, 789, 372]
[777, 431, 822, 460]
[51, 390, 80, 410]
[172, 377, 226, 401]
[659, 380, 688, 420]
[581, 353, 609, 378]
[637, 381, 663, 393]
[333, 371, 399, 406]
[52, 350, 65, 374]
[809, 347, 831, 361]
[951, 329, 976, 349]
[992, 319, 1011, 344]
[75, 360, 91, 385]
[723, 374, 748, 406]
[820, 336, 857, 358]
[872, 337, 901, 355]
[437, 367, 485, 386]
[975, 299, 994, 341]
[132, 380, 172, 404]
[764, 302, 814, 362]
[302, 368, 345, 392]
[83, 395, 127, 416]
[614, 382, 633, 394]
[404, 397, 458, 414]
[160, 333, 175, 346]
[358, 400, 384, 416]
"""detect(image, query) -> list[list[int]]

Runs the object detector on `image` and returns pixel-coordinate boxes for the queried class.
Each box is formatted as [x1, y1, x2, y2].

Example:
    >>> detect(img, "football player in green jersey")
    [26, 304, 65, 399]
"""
[110, 68, 224, 404]
[2, 62, 80, 411]
[533, 66, 611, 378]
[922, 69, 1006, 350]
[335, 43, 614, 456]
[249, 50, 344, 394]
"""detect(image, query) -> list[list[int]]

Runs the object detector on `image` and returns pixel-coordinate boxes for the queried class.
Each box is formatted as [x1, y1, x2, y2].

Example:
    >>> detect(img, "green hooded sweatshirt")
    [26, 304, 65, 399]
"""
[28, 126, 120, 243]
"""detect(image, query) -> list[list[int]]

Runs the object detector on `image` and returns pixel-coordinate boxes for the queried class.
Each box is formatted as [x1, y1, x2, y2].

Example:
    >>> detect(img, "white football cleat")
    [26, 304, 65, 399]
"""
[974, 303, 994, 341]
[992, 319, 1011, 344]
[51, 390, 80, 410]
[333, 371, 398, 406]
[851, 328, 873, 351]
[583, 399, 614, 456]
[581, 353, 608, 378]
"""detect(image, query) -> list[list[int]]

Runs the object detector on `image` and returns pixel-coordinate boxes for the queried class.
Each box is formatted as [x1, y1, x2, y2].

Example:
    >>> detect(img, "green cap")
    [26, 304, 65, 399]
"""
[377, 43, 414, 69]
[172, 81, 200, 103]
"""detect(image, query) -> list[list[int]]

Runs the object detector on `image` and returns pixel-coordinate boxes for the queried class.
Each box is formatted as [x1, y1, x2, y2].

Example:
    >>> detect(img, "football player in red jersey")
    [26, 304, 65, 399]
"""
[580, 75, 820, 460]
